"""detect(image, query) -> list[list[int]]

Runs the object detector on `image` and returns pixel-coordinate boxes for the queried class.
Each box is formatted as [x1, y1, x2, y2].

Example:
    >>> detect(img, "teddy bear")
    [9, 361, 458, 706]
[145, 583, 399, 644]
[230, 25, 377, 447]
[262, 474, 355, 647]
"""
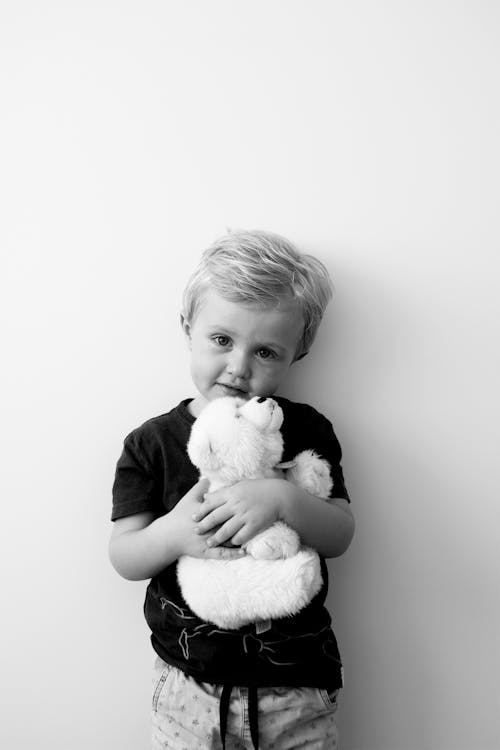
[176, 395, 333, 630]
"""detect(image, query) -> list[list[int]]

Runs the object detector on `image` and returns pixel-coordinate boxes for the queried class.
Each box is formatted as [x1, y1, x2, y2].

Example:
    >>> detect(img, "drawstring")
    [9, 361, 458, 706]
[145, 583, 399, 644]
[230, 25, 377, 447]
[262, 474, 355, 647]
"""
[220, 684, 259, 750]
[248, 686, 259, 749]
[219, 684, 231, 749]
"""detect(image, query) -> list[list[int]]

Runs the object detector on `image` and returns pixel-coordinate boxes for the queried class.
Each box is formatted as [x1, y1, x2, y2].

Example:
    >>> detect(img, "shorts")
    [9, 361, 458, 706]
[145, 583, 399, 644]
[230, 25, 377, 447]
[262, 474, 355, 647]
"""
[151, 656, 340, 749]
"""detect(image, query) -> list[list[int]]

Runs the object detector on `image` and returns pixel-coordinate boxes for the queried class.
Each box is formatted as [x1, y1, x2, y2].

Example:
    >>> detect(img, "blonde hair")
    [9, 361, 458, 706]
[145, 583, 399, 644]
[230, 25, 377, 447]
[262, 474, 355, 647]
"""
[182, 229, 334, 359]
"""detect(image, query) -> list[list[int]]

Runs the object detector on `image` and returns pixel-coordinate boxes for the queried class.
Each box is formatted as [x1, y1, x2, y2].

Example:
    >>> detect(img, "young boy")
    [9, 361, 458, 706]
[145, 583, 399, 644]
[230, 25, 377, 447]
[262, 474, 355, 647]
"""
[109, 230, 355, 750]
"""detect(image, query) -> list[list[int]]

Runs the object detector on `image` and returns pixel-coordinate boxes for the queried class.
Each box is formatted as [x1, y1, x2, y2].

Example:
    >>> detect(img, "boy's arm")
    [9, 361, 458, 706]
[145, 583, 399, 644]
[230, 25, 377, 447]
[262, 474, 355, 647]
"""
[109, 479, 245, 581]
[194, 478, 354, 559]
[277, 483, 355, 558]
[109, 511, 169, 581]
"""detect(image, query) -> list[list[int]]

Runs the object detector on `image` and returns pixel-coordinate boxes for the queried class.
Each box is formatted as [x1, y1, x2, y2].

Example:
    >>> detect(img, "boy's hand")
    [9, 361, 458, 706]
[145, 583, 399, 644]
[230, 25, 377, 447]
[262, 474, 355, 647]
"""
[192, 478, 288, 548]
[171, 478, 246, 560]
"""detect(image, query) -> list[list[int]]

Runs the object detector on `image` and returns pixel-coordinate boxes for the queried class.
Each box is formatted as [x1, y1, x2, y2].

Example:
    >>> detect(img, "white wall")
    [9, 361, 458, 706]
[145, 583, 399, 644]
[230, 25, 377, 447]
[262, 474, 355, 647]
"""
[2, 2, 498, 749]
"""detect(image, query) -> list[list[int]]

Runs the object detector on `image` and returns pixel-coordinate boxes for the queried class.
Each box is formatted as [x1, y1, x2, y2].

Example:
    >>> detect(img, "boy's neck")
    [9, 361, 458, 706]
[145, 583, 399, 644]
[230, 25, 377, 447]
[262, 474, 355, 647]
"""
[188, 396, 207, 418]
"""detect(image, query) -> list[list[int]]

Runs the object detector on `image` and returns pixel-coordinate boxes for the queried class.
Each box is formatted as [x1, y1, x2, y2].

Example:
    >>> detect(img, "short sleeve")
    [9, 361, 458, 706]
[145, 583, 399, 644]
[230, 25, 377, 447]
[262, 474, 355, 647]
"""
[312, 412, 350, 502]
[279, 398, 350, 503]
[111, 431, 156, 521]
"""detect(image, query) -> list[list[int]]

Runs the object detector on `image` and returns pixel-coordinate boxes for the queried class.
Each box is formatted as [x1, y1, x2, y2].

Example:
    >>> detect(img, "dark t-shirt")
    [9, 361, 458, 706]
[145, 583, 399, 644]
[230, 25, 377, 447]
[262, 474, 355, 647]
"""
[112, 396, 350, 689]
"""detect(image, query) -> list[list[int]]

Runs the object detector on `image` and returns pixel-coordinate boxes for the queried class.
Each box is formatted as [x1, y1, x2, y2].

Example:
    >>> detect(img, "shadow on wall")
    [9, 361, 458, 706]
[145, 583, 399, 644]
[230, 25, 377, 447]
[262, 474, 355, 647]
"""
[330, 425, 496, 750]
[280, 264, 495, 748]
[327, 436, 437, 750]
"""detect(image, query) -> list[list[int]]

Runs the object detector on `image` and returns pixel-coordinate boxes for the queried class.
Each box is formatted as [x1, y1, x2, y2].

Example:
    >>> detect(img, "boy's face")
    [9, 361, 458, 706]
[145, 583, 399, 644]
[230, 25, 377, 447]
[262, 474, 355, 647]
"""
[182, 289, 303, 417]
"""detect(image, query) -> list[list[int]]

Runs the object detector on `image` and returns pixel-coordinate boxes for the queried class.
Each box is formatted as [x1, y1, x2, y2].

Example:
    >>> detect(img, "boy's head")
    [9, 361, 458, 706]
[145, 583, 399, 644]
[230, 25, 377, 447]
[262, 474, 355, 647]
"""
[182, 229, 333, 361]
[181, 230, 334, 416]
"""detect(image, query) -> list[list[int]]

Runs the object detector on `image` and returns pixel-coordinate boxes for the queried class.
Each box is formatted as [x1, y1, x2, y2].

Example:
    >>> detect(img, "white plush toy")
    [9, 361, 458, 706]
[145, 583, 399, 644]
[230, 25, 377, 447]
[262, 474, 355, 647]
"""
[176, 396, 333, 630]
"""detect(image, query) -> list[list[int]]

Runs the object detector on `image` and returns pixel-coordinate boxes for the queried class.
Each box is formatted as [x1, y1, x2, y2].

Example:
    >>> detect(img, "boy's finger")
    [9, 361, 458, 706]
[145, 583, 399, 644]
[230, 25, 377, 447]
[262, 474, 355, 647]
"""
[227, 528, 252, 547]
[194, 507, 232, 533]
[205, 546, 246, 560]
[192, 494, 226, 522]
[206, 517, 242, 547]
[189, 478, 210, 499]
[203, 489, 227, 504]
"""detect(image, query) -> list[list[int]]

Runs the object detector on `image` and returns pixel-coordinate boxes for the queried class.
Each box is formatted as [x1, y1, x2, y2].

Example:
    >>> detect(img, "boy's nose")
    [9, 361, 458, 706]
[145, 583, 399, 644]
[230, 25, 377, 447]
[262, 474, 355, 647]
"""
[226, 350, 251, 379]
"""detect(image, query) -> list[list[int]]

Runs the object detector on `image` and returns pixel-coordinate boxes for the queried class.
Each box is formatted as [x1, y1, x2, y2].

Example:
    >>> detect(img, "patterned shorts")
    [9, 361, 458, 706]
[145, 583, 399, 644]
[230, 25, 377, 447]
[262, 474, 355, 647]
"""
[151, 656, 340, 750]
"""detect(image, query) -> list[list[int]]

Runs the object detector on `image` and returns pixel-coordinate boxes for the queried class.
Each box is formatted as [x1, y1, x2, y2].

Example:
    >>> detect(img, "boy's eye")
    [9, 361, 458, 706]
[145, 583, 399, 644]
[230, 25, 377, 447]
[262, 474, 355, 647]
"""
[256, 348, 276, 360]
[212, 335, 230, 347]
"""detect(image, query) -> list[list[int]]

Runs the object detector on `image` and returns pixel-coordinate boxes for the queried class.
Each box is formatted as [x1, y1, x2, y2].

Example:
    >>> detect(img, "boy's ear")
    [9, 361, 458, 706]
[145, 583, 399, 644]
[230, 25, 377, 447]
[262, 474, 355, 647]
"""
[294, 351, 308, 362]
[180, 314, 192, 347]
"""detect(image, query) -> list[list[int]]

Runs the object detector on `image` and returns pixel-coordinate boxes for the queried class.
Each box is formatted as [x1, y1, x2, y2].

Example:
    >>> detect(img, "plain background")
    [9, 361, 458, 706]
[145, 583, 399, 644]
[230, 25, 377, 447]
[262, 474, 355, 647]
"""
[1, 2, 499, 749]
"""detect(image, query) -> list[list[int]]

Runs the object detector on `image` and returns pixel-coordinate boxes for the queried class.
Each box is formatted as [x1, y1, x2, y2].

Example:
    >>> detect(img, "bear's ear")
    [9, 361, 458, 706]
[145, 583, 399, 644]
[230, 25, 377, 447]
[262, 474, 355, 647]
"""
[187, 429, 221, 471]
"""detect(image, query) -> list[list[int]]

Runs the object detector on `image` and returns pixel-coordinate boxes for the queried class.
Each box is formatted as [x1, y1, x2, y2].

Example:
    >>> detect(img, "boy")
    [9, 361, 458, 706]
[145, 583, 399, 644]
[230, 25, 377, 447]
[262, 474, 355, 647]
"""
[109, 230, 355, 750]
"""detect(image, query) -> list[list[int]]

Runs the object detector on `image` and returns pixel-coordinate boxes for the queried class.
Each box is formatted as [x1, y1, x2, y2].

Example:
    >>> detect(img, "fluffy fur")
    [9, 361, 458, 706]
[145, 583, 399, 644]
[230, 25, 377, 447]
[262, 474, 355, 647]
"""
[177, 396, 332, 629]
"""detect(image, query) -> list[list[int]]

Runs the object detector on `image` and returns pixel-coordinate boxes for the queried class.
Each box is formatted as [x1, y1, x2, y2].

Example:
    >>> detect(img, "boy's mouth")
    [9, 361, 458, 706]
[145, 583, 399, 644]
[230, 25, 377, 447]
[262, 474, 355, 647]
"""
[215, 383, 249, 398]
